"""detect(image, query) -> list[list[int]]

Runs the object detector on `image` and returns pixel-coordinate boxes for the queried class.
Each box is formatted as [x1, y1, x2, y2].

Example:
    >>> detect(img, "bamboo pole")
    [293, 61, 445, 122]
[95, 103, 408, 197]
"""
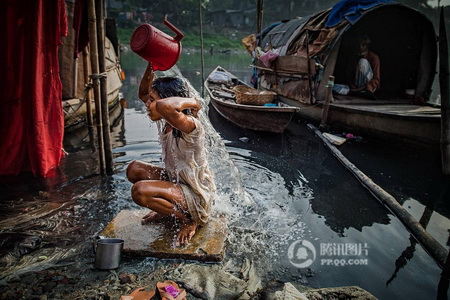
[96, 0, 114, 174]
[73, 58, 78, 98]
[198, 0, 205, 98]
[438, 249, 450, 299]
[82, 47, 96, 152]
[319, 75, 334, 131]
[308, 123, 448, 268]
[306, 30, 313, 104]
[439, 7, 450, 175]
[257, 0, 264, 34]
[87, 0, 105, 173]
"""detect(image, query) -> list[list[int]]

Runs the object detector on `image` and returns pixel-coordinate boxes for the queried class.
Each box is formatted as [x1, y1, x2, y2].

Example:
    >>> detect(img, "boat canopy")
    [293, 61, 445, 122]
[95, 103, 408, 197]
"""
[256, 1, 437, 104]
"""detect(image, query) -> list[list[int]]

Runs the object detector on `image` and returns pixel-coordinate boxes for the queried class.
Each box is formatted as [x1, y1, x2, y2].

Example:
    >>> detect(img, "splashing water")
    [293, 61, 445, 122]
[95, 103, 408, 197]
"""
[163, 67, 315, 273]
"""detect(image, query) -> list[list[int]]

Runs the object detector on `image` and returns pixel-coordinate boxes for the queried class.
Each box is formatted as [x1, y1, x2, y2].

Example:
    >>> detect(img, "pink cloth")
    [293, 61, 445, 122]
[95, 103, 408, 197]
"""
[259, 50, 279, 67]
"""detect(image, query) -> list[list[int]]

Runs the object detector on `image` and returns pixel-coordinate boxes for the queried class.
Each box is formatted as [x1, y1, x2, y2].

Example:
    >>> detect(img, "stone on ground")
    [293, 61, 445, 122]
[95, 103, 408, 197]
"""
[266, 283, 378, 300]
[304, 285, 378, 299]
[274, 282, 308, 300]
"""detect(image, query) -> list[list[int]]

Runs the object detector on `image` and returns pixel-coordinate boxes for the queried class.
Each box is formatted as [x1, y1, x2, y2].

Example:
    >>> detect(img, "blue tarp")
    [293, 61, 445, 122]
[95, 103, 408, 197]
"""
[326, 0, 396, 27]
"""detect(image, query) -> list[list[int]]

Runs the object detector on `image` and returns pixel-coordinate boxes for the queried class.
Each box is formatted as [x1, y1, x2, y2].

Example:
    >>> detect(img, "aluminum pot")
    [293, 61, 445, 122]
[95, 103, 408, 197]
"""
[93, 237, 124, 270]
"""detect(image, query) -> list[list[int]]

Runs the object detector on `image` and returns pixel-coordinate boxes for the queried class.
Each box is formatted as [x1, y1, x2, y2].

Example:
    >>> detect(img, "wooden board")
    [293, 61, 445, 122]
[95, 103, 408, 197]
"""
[255, 55, 316, 75]
[100, 209, 227, 262]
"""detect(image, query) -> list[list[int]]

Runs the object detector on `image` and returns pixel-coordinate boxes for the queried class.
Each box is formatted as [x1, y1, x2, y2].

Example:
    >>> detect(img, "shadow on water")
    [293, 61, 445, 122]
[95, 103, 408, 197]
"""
[1, 50, 449, 300]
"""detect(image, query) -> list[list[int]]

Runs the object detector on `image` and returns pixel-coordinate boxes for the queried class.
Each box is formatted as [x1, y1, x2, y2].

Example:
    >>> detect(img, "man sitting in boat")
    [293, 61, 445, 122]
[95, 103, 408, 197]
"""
[126, 63, 216, 247]
[334, 34, 380, 100]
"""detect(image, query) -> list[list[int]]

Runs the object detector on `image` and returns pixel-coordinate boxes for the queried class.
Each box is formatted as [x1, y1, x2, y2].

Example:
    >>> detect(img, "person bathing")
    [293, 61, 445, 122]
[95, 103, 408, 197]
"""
[126, 63, 216, 247]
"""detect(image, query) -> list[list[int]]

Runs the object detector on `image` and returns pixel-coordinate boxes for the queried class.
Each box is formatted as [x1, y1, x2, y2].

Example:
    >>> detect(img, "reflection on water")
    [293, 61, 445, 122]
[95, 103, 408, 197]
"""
[0, 50, 449, 300]
[207, 105, 444, 299]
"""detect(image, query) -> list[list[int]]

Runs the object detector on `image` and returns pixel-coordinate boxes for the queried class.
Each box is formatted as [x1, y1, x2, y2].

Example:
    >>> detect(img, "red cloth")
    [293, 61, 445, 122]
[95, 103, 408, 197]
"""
[0, 0, 68, 177]
[73, 0, 89, 59]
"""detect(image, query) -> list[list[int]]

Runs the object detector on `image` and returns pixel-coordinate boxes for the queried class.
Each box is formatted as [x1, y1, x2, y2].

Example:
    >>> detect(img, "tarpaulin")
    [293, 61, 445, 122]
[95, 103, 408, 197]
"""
[0, 0, 68, 177]
[326, 0, 396, 27]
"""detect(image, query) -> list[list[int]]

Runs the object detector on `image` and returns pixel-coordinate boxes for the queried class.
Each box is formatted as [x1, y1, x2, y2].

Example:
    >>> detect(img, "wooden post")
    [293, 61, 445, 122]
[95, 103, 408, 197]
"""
[319, 75, 334, 131]
[87, 0, 105, 173]
[308, 123, 448, 268]
[306, 30, 313, 104]
[96, 0, 114, 174]
[257, 0, 264, 34]
[82, 47, 96, 152]
[198, 0, 205, 98]
[438, 242, 450, 300]
[73, 58, 78, 98]
[439, 7, 450, 175]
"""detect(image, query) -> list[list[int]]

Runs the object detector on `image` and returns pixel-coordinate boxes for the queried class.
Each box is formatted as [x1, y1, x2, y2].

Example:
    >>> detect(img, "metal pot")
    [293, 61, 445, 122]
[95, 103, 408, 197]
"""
[93, 236, 124, 270]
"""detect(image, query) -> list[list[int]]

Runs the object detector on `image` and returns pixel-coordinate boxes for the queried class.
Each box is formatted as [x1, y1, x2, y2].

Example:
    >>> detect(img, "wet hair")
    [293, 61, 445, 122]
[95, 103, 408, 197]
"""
[152, 77, 192, 139]
[152, 77, 190, 98]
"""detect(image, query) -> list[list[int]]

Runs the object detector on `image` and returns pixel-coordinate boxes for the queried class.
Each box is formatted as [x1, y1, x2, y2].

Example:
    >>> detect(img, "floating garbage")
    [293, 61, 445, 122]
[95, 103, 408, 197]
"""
[239, 137, 249, 143]
[341, 133, 363, 142]
[323, 133, 346, 146]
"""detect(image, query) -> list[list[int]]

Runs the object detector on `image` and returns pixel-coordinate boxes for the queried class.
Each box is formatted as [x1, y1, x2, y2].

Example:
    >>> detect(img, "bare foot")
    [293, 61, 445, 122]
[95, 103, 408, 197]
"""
[175, 221, 198, 247]
[141, 211, 168, 225]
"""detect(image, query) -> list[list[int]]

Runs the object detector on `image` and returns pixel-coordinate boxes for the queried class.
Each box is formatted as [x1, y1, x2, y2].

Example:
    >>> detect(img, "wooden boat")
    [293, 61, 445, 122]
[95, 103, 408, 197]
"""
[249, 2, 442, 146]
[205, 66, 299, 133]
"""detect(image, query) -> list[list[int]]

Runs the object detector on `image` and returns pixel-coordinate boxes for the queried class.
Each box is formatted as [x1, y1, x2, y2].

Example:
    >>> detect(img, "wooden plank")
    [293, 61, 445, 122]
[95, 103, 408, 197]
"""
[332, 103, 441, 117]
[308, 123, 448, 269]
[100, 210, 227, 262]
[255, 55, 316, 75]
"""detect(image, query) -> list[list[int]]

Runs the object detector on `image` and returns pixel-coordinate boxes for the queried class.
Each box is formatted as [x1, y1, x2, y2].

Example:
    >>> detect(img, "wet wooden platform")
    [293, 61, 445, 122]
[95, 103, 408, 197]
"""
[100, 210, 227, 262]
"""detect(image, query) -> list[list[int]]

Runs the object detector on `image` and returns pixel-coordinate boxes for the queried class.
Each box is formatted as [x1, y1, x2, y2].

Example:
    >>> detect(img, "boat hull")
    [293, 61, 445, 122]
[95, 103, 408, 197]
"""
[280, 96, 441, 146]
[210, 98, 297, 133]
[205, 66, 298, 133]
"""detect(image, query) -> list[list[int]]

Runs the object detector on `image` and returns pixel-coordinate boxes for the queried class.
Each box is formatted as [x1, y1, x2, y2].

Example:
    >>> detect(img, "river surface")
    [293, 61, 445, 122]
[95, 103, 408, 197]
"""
[1, 50, 449, 300]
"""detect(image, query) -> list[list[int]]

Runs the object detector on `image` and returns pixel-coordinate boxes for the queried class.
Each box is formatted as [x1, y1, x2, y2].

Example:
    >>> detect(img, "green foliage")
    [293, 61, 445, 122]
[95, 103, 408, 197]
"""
[116, 0, 443, 48]
[182, 32, 243, 49]
[117, 28, 134, 44]
[117, 27, 244, 50]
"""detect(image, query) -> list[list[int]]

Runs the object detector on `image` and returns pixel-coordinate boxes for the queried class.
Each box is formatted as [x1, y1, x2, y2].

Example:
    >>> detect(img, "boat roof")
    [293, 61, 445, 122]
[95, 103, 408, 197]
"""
[256, 0, 437, 101]
[259, 1, 434, 59]
[258, 18, 309, 55]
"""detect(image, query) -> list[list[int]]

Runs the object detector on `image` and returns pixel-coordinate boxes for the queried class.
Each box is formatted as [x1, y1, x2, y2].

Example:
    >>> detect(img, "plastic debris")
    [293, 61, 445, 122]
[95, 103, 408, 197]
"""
[323, 133, 346, 146]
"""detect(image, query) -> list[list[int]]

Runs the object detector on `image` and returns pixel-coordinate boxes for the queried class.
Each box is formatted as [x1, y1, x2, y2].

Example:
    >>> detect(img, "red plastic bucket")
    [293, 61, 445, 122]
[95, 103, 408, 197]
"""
[130, 19, 184, 71]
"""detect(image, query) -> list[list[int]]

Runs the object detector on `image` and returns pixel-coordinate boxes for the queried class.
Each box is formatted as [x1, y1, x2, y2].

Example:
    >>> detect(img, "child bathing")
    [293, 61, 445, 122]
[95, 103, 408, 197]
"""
[126, 63, 216, 246]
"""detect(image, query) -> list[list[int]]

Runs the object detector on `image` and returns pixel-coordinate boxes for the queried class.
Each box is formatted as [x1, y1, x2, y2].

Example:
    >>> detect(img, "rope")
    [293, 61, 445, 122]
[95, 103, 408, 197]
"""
[89, 72, 107, 79]
[63, 82, 95, 127]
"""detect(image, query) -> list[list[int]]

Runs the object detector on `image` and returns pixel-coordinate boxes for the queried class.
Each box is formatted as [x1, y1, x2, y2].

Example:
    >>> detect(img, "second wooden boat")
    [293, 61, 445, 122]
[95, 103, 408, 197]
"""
[205, 66, 299, 133]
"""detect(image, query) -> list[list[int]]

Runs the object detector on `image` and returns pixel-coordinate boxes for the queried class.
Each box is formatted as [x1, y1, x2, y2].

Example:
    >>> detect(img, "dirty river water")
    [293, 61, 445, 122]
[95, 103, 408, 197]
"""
[0, 50, 449, 299]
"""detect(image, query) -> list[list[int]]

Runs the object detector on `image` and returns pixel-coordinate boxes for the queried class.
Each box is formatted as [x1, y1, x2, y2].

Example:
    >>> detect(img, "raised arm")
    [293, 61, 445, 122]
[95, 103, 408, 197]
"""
[156, 97, 201, 134]
[138, 63, 154, 103]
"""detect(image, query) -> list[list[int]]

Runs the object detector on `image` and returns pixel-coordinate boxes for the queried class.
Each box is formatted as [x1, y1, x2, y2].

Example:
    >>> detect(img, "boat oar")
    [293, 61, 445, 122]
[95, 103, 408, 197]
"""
[308, 123, 448, 269]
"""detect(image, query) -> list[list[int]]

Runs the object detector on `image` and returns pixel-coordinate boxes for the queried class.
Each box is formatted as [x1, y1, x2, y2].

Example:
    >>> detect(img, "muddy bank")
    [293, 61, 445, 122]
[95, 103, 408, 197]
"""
[0, 262, 378, 300]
